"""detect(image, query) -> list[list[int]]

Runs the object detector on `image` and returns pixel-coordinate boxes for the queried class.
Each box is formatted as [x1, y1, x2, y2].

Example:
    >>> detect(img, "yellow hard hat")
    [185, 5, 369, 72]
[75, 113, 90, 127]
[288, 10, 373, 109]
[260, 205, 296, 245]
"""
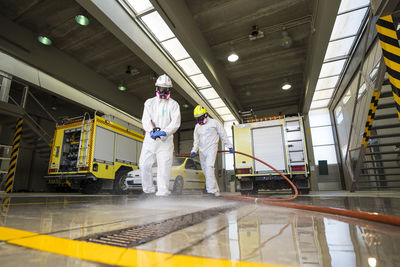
[193, 105, 207, 118]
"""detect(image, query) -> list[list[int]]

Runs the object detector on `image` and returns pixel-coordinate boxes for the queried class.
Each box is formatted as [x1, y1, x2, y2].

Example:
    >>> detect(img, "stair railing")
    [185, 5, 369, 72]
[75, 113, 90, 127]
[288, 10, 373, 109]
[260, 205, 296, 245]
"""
[350, 56, 386, 191]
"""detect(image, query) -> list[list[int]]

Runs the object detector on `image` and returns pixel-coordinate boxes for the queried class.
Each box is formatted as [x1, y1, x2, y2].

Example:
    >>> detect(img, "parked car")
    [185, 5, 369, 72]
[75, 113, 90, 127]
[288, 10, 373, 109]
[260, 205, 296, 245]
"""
[125, 157, 205, 194]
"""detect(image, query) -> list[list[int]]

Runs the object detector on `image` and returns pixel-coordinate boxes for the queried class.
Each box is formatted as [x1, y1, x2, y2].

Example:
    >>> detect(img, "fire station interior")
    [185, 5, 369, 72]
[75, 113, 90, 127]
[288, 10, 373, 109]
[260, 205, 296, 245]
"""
[1, 0, 400, 266]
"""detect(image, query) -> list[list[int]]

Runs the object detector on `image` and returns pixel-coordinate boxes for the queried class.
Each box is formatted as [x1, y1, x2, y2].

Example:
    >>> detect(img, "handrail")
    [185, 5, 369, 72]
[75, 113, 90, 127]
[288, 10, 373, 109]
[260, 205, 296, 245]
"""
[8, 95, 52, 142]
[27, 91, 57, 123]
[0, 73, 57, 123]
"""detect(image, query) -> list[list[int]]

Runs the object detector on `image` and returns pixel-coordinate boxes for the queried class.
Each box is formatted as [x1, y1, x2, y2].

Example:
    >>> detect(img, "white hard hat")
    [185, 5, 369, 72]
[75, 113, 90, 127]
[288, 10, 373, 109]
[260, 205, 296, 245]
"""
[155, 74, 173, 88]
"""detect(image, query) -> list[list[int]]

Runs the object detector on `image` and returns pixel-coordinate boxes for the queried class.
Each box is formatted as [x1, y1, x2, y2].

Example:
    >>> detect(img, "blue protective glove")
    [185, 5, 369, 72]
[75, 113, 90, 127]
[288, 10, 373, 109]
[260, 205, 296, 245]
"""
[229, 147, 234, 154]
[190, 152, 196, 158]
[154, 131, 166, 138]
[151, 131, 166, 139]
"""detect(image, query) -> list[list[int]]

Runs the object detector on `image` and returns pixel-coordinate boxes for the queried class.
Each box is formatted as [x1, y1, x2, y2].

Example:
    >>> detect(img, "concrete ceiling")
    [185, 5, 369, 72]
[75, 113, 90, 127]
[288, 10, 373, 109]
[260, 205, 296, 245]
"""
[0, 0, 194, 122]
[0, 0, 337, 123]
[181, 0, 315, 116]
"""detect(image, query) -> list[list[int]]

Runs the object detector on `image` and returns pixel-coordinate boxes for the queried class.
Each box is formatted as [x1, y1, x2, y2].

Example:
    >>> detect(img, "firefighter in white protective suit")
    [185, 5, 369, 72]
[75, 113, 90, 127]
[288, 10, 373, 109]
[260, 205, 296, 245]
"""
[139, 74, 181, 196]
[190, 105, 233, 196]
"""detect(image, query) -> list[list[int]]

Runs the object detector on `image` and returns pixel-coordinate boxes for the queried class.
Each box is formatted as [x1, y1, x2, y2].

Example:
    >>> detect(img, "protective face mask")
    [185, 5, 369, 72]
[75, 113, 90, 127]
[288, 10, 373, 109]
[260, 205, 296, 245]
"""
[156, 87, 170, 99]
[196, 115, 207, 125]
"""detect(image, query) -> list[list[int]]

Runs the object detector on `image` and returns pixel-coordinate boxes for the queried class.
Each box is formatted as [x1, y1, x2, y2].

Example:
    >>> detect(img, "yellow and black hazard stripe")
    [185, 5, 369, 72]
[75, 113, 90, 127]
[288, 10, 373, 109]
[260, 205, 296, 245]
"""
[4, 118, 23, 193]
[376, 15, 400, 119]
[362, 91, 381, 147]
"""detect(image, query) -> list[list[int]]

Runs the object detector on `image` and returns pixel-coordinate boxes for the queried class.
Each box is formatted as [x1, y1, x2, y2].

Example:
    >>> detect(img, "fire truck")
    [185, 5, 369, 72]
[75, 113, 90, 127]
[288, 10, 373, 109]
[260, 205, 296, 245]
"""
[232, 114, 310, 195]
[46, 113, 143, 194]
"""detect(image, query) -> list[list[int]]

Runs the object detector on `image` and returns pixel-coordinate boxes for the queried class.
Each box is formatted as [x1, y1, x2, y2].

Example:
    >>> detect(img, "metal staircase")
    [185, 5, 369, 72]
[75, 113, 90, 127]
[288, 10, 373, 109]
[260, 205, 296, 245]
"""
[355, 80, 400, 190]
[0, 74, 55, 191]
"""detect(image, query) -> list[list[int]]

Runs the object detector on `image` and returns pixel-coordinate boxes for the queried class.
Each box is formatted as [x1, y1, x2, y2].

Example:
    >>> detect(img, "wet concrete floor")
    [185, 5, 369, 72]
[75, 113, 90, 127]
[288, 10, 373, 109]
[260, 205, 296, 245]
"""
[0, 191, 399, 266]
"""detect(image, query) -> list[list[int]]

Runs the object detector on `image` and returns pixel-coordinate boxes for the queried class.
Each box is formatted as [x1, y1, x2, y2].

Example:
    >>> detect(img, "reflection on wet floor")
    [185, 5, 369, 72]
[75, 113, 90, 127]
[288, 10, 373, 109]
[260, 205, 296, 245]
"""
[0, 192, 399, 266]
[250, 191, 400, 217]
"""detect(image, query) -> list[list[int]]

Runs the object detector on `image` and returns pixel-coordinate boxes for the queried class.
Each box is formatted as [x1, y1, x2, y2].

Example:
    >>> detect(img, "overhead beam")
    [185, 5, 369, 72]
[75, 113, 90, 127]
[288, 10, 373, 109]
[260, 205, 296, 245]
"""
[0, 51, 143, 128]
[76, 0, 221, 122]
[0, 16, 144, 127]
[152, 0, 242, 118]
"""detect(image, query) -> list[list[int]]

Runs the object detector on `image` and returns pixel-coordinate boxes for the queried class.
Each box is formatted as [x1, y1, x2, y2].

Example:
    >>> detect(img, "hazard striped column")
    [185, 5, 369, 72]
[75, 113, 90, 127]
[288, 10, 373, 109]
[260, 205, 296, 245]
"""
[4, 118, 23, 193]
[0, 197, 10, 225]
[376, 15, 400, 119]
[362, 91, 381, 147]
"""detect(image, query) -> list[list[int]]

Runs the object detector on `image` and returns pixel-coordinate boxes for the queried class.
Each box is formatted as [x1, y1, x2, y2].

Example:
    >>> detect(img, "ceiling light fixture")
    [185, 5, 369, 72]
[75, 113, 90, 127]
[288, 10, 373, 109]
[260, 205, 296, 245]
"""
[38, 36, 52, 45]
[282, 82, 292, 90]
[281, 30, 293, 48]
[118, 84, 127, 91]
[249, 25, 264, 41]
[75, 14, 90, 26]
[183, 104, 189, 108]
[227, 53, 239, 62]
[368, 257, 377, 267]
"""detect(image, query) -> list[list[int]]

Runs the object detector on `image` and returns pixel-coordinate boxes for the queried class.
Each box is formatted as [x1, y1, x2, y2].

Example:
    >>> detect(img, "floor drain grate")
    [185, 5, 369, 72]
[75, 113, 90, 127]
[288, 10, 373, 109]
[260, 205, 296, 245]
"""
[77, 205, 235, 247]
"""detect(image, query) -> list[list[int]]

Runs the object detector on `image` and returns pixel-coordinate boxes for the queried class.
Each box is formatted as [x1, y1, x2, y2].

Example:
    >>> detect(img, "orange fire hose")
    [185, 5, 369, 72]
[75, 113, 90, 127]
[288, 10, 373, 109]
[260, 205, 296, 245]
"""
[218, 150, 298, 201]
[218, 150, 400, 227]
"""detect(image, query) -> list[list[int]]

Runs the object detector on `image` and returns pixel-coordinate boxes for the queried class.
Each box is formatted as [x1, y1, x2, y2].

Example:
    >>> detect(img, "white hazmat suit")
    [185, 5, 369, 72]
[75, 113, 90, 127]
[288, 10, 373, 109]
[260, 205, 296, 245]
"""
[191, 118, 232, 194]
[139, 96, 181, 196]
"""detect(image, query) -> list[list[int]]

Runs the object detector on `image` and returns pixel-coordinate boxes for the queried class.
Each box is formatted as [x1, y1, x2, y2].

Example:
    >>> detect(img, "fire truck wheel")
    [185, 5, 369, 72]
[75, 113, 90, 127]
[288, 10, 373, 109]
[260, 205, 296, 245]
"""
[113, 170, 130, 195]
[81, 179, 103, 194]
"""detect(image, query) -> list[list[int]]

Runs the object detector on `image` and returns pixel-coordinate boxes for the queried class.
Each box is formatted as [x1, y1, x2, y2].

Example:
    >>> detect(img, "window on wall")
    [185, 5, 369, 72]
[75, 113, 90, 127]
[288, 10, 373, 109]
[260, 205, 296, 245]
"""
[309, 108, 338, 165]
[310, 1, 369, 111]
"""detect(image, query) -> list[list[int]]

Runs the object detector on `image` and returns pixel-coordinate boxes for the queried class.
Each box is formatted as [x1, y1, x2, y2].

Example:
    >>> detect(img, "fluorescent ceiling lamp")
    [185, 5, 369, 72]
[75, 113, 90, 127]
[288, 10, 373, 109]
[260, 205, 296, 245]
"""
[282, 82, 292, 90]
[141, 11, 175, 41]
[127, 0, 153, 14]
[75, 15, 89, 26]
[118, 85, 127, 91]
[227, 53, 239, 62]
[313, 89, 334, 101]
[161, 38, 189, 61]
[319, 59, 346, 78]
[38, 36, 52, 45]
[199, 87, 219, 99]
[330, 8, 368, 40]
[209, 98, 225, 108]
[338, 0, 369, 14]
[368, 257, 377, 267]
[215, 107, 231, 115]
[316, 76, 339, 90]
[324, 36, 356, 61]
[177, 58, 201, 76]
[190, 74, 211, 88]
[221, 114, 236, 121]
[310, 99, 330, 109]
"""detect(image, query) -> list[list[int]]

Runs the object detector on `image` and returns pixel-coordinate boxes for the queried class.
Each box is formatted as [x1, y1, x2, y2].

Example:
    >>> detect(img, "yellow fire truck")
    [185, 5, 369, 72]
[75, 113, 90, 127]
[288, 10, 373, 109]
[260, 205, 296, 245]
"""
[233, 114, 310, 195]
[46, 113, 143, 194]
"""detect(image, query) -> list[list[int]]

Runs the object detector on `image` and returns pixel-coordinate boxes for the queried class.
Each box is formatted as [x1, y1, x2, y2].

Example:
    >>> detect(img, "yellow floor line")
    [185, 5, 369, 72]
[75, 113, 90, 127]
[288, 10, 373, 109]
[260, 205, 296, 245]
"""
[0, 226, 292, 267]
[0, 198, 137, 206]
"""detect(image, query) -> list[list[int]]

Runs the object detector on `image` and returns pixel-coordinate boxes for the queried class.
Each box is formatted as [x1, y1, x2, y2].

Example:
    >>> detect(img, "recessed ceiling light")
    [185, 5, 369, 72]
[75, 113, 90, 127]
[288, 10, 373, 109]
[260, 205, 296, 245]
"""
[75, 15, 90, 26]
[118, 85, 127, 91]
[183, 104, 189, 108]
[227, 53, 239, 62]
[368, 258, 377, 267]
[38, 36, 52, 45]
[282, 82, 292, 90]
